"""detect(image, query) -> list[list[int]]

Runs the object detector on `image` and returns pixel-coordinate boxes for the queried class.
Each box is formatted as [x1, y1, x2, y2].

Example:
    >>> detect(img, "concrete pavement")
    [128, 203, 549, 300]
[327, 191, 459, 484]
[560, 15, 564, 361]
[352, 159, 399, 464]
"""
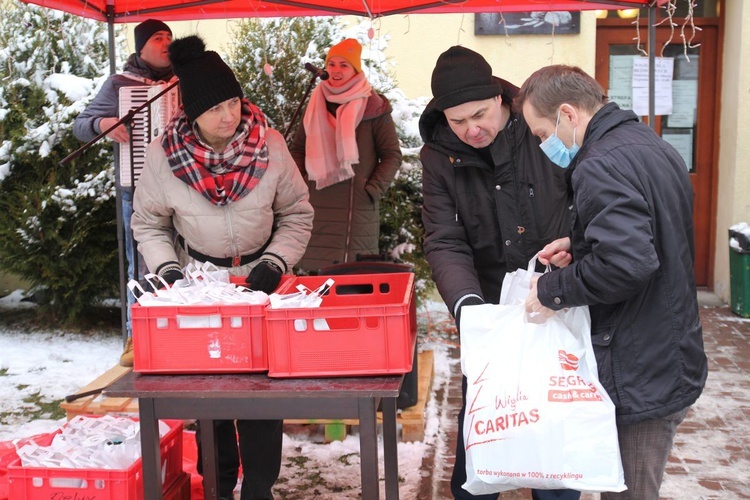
[416, 295, 750, 499]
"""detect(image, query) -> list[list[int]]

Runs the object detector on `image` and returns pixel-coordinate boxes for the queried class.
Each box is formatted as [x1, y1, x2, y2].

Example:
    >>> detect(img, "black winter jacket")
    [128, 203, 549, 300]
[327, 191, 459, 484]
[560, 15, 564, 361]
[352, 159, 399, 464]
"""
[419, 79, 570, 313]
[537, 102, 707, 424]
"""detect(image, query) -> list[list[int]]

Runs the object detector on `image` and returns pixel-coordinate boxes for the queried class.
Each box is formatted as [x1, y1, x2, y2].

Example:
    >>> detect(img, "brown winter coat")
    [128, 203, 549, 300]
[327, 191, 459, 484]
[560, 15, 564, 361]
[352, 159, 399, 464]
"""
[290, 93, 402, 272]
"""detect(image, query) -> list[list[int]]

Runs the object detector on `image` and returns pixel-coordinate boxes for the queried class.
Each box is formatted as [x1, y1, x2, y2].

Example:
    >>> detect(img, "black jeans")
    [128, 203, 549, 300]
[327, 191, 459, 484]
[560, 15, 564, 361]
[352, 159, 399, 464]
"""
[452, 376, 581, 500]
[196, 419, 283, 500]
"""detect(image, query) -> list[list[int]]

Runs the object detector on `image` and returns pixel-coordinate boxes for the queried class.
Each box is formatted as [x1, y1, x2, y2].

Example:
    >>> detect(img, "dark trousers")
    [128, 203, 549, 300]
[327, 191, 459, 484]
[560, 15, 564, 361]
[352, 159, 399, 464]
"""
[452, 376, 581, 500]
[601, 407, 689, 500]
[196, 419, 283, 500]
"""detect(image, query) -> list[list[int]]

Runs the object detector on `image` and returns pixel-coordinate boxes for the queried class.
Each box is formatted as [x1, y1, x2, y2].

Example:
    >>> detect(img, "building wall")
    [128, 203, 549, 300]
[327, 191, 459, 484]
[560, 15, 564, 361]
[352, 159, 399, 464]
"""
[714, 0, 750, 301]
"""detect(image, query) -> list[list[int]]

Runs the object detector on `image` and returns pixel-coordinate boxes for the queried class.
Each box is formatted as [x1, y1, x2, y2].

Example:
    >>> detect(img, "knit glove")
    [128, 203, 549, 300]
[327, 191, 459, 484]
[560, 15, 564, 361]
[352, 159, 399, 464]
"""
[246, 261, 283, 294]
[455, 296, 485, 333]
[155, 262, 184, 289]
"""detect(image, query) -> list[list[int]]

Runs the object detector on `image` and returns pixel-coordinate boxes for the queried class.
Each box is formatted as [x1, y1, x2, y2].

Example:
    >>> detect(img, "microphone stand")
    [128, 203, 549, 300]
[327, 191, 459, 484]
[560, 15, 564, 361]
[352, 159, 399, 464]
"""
[60, 80, 179, 166]
[284, 72, 322, 141]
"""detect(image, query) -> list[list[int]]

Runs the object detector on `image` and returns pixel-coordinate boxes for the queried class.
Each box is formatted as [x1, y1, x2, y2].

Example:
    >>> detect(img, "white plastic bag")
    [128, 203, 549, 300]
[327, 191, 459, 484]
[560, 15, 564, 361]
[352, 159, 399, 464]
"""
[459, 257, 625, 495]
[498, 254, 549, 306]
[127, 262, 268, 306]
[268, 278, 334, 309]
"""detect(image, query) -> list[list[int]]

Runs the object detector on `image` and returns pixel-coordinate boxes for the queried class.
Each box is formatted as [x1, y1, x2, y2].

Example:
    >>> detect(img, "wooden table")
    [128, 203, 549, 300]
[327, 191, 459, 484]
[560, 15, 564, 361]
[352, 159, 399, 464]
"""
[105, 371, 403, 500]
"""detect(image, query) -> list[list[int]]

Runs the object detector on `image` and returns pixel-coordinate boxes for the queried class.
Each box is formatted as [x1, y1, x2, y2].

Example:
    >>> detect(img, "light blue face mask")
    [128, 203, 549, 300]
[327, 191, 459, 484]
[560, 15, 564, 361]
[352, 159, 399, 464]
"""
[539, 109, 579, 168]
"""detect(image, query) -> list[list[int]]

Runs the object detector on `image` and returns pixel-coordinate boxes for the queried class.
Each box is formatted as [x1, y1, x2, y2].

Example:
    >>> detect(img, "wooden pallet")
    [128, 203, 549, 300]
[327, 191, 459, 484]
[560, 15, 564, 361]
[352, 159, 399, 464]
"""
[284, 349, 435, 442]
[60, 364, 138, 419]
[60, 350, 435, 442]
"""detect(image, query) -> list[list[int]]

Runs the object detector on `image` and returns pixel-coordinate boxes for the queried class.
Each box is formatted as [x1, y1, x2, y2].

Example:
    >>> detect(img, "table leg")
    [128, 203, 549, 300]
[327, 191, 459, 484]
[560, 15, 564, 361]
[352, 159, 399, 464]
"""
[200, 419, 219, 500]
[381, 396, 400, 499]
[138, 398, 163, 500]
[358, 398, 380, 500]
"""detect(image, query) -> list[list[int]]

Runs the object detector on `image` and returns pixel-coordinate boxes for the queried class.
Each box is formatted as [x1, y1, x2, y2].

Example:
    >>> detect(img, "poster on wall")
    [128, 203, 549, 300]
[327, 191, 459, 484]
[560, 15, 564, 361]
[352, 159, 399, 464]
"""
[608, 55, 635, 110]
[632, 57, 674, 116]
[475, 12, 581, 35]
[662, 130, 694, 171]
[668, 80, 698, 128]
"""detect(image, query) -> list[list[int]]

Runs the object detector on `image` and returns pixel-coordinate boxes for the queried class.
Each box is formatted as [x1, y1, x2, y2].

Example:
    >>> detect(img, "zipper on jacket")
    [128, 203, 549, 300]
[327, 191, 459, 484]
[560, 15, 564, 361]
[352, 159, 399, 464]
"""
[508, 120, 528, 260]
[344, 178, 355, 263]
[225, 205, 240, 263]
[453, 167, 459, 223]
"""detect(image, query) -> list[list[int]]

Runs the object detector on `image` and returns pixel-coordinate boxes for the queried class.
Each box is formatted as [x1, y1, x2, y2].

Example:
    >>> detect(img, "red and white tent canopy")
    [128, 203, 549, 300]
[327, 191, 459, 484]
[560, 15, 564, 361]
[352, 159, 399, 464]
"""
[20, 0, 657, 22]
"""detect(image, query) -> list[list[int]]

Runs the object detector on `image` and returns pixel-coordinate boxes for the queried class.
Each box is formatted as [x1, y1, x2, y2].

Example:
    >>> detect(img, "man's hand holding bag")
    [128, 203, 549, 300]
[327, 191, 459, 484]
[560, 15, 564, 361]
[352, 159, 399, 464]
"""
[458, 256, 625, 495]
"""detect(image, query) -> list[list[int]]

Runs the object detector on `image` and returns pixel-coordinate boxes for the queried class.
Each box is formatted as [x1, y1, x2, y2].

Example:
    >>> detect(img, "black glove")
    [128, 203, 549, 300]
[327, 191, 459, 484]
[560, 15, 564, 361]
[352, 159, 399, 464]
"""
[154, 262, 184, 289]
[455, 296, 485, 332]
[246, 261, 283, 294]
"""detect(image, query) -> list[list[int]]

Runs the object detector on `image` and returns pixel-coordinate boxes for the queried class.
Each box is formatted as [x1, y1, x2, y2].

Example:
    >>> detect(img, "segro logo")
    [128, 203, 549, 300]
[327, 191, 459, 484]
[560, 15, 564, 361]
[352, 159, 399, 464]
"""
[558, 350, 579, 371]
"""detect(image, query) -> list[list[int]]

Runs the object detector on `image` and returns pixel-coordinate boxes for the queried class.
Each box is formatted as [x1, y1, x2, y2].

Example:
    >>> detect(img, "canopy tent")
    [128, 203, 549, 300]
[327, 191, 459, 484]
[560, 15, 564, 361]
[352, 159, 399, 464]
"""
[19, 0, 663, 339]
[18, 0, 663, 113]
[20, 0, 663, 117]
[21, 0, 657, 22]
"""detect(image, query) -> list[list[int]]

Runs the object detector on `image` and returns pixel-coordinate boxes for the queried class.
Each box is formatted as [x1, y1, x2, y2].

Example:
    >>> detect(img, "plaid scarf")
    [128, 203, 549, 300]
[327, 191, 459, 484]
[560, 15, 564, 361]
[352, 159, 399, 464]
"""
[162, 99, 269, 206]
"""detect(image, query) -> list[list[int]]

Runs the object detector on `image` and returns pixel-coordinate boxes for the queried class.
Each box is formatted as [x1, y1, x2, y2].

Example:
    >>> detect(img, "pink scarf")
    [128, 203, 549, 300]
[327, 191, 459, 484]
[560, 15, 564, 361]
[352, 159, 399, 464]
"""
[302, 73, 372, 189]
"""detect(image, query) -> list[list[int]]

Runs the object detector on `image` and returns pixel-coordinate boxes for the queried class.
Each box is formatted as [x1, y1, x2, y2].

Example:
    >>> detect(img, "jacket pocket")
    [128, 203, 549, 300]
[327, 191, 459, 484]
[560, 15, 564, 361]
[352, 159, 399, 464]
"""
[364, 182, 380, 203]
[591, 327, 621, 409]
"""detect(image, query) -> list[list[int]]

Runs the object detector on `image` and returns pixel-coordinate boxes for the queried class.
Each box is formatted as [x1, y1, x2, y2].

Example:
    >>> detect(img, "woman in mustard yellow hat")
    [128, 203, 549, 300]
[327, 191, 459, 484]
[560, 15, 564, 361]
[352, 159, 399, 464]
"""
[290, 38, 402, 272]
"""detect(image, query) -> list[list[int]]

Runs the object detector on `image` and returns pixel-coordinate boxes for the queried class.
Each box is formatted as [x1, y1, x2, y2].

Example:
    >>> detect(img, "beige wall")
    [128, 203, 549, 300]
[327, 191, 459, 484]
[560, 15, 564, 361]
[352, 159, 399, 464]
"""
[714, 0, 750, 301]
[346, 12, 598, 98]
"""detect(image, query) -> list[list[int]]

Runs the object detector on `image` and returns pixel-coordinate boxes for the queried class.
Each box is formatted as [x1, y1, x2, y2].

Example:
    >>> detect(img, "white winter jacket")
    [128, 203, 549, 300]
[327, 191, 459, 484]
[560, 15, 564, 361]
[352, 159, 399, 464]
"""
[132, 128, 314, 276]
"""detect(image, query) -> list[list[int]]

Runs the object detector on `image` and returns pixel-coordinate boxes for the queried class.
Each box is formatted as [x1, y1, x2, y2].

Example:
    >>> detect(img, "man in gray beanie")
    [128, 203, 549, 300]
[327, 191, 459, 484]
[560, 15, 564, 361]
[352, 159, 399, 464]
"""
[73, 19, 175, 367]
[419, 46, 578, 500]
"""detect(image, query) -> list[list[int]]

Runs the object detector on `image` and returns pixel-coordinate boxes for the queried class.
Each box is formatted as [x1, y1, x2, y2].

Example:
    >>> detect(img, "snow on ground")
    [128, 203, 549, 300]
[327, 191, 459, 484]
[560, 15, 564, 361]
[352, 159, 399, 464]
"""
[0, 290, 452, 498]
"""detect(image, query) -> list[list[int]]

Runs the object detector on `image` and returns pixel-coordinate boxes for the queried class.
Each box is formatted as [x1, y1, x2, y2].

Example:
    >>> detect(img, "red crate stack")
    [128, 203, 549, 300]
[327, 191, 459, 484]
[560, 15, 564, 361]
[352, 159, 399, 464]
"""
[7, 417, 183, 500]
[265, 272, 417, 378]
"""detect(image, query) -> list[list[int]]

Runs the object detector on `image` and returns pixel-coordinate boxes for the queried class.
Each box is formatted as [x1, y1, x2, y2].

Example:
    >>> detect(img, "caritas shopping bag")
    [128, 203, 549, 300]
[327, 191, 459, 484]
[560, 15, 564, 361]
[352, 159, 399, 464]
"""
[458, 257, 625, 495]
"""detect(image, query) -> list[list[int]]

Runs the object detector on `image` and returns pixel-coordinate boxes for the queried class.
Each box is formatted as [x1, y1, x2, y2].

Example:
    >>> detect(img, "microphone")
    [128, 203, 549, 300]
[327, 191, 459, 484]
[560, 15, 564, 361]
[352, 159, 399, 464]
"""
[304, 62, 329, 81]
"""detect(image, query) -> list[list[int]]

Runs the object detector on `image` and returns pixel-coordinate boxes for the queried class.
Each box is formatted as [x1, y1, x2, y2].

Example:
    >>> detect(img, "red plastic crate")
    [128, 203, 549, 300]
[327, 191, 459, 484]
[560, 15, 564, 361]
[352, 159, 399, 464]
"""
[7, 417, 183, 500]
[265, 272, 417, 378]
[131, 275, 291, 374]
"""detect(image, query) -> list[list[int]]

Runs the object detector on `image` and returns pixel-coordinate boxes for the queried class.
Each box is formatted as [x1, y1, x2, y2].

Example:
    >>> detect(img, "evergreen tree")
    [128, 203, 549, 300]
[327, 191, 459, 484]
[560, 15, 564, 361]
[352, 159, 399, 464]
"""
[0, 2, 125, 323]
[227, 17, 339, 137]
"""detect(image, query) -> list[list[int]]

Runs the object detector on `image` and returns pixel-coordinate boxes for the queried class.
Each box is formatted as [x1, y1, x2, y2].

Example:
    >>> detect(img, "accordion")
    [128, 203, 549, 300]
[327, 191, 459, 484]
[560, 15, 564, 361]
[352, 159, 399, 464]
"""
[118, 83, 180, 187]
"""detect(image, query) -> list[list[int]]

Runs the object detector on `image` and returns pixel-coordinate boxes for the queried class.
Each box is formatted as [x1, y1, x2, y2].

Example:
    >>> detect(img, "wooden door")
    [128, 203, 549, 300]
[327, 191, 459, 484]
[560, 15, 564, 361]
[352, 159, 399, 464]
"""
[595, 19, 721, 287]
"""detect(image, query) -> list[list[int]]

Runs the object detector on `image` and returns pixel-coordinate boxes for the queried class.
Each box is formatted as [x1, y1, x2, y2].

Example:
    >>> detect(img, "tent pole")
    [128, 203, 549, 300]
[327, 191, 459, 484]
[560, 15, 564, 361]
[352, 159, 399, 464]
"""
[107, 2, 116, 75]
[106, 1, 129, 348]
[648, 4, 656, 130]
